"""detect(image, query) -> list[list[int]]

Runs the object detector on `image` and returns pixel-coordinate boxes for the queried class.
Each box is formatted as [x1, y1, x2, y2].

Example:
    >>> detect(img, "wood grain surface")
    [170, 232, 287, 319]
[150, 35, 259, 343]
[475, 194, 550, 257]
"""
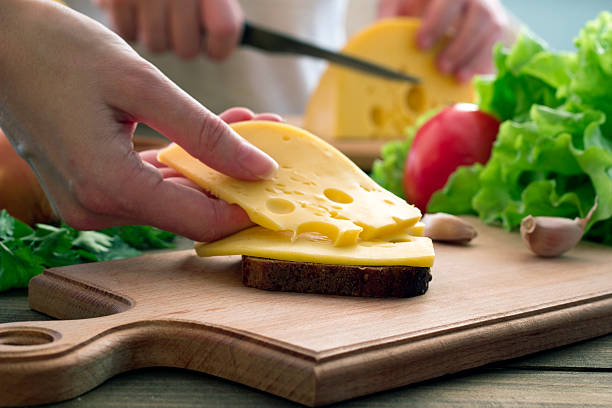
[0, 218, 610, 407]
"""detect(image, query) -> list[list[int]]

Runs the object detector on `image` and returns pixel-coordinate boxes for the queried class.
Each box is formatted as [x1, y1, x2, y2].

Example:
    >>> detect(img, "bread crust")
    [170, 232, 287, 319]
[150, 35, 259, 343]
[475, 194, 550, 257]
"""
[242, 256, 432, 298]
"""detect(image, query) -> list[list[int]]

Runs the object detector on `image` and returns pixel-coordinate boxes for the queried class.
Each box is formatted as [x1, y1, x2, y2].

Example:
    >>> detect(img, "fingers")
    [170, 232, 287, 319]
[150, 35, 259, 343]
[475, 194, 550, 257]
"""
[417, 0, 465, 49]
[417, 0, 505, 80]
[138, 106, 282, 184]
[200, 0, 244, 60]
[97, 0, 244, 61]
[436, 3, 488, 75]
[455, 31, 499, 82]
[140, 150, 204, 188]
[253, 113, 283, 122]
[164, 176, 203, 191]
[218, 107, 283, 123]
[377, 0, 428, 18]
[138, 107, 279, 168]
[44, 155, 251, 241]
[139, 149, 164, 167]
[117, 165, 253, 241]
[168, 0, 201, 59]
[27, 155, 142, 231]
[137, 0, 168, 52]
[219, 107, 255, 124]
[377, 0, 404, 18]
[114, 67, 278, 181]
[105, 0, 137, 41]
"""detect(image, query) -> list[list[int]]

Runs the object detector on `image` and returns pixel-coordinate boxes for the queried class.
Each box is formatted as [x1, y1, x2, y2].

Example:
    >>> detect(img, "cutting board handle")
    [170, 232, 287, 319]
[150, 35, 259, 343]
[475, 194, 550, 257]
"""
[0, 316, 119, 352]
[0, 268, 144, 407]
[0, 315, 243, 407]
[0, 314, 139, 405]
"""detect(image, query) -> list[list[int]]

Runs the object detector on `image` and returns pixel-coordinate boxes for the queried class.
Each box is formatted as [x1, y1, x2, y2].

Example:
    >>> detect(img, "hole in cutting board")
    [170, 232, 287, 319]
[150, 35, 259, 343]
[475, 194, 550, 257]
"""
[0, 327, 59, 346]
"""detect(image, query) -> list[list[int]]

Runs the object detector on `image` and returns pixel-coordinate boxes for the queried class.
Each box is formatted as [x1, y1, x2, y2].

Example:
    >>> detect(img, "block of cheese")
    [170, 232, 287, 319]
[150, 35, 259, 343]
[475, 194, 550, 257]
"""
[195, 226, 434, 267]
[157, 121, 421, 246]
[303, 18, 474, 140]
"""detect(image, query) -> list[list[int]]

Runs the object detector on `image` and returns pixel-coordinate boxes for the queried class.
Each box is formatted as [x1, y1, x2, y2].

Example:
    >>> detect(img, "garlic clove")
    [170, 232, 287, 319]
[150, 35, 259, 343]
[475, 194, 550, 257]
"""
[520, 199, 598, 257]
[520, 216, 584, 257]
[422, 213, 477, 244]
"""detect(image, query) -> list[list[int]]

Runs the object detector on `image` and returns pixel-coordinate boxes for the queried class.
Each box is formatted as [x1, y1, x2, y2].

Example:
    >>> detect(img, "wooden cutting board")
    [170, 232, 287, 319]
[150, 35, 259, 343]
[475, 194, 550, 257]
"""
[0, 218, 611, 407]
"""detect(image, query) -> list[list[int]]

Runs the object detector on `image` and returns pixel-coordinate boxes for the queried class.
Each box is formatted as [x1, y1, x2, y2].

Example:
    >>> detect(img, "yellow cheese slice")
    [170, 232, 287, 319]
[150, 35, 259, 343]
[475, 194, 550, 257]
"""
[303, 17, 474, 140]
[158, 121, 421, 246]
[402, 221, 425, 237]
[195, 226, 434, 267]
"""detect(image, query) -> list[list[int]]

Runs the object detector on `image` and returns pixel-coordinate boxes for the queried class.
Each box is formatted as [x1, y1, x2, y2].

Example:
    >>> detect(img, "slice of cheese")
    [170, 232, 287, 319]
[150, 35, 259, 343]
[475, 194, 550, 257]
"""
[157, 121, 421, 246]
[400, 221, 424, 237]
[303, 17, 474, 140]
[195, 226, 434, 267]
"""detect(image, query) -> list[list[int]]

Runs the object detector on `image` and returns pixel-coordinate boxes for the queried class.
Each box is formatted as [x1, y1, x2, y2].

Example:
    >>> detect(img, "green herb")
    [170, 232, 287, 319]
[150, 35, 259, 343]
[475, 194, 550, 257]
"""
[0, 210, 175, 292]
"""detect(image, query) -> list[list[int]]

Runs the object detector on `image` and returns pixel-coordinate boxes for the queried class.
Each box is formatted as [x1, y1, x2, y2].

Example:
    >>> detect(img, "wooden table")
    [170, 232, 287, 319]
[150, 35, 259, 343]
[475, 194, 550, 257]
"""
[1, 287, 611, 407]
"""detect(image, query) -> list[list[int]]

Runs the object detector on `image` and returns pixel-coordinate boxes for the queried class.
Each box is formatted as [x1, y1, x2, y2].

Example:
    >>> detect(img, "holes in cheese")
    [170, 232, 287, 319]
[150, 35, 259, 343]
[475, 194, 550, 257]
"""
[405, 85, 426, 114]
[323, 188, 353, 204]
[265, 198, 295, 214]
[370, 106, 385, 127]
[195, 226, 434, 267]
[303, 17, 474, 140]
[157, 121, 421, 246]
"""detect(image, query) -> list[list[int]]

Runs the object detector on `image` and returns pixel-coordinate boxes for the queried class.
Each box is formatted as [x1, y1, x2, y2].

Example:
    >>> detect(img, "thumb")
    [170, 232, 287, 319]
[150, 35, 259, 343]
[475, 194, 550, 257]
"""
[112, 64, 278, 181]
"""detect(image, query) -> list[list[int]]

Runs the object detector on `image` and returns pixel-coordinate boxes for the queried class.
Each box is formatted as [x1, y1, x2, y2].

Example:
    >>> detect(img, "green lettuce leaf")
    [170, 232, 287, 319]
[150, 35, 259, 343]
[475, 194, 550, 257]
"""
[570, 11, 612, 137]
[427, 12, 612, 245]
[475, 32, 568, 122]
[428, 164, 483, 215]
[370, 139, 411, 198]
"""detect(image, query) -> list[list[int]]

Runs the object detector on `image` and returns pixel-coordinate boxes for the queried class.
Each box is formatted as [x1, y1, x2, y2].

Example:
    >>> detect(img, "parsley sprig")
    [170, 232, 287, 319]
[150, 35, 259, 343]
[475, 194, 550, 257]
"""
[0, 210, 175, 292]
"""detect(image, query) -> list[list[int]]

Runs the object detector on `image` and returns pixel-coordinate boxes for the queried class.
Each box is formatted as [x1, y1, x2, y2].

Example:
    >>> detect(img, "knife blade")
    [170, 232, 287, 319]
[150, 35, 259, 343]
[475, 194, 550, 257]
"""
[240, 22, 421, 84]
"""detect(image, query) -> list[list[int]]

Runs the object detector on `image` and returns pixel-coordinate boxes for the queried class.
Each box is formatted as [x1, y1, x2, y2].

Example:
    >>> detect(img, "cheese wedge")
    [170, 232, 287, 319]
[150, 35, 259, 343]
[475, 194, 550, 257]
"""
[157, 121, 421, 246]
[303, 17, 474, 139]
[195, 226, 434, 267]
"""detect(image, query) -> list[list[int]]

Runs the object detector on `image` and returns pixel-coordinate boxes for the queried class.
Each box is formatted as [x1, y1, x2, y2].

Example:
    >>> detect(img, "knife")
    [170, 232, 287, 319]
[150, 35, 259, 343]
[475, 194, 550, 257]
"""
[240, 22, 421, 84]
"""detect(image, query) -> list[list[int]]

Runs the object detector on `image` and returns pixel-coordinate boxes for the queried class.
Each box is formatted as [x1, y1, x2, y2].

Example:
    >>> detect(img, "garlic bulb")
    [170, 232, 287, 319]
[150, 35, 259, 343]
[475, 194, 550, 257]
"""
[520, 200, 598, 257]
[422, 213, 477, 244]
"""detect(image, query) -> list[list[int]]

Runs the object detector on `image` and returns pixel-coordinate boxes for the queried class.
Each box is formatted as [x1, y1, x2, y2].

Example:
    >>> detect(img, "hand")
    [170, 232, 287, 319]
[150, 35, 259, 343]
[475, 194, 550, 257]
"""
[378, 0, 508, 81]
[0, 0, 277, 242]
[94, 0, 243, 60]
[140, 107, 282, 192]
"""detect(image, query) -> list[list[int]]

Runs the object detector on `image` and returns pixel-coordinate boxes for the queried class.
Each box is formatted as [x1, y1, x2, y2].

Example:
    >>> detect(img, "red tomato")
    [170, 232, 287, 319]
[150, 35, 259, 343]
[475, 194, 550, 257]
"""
[403, 103, 500, 211]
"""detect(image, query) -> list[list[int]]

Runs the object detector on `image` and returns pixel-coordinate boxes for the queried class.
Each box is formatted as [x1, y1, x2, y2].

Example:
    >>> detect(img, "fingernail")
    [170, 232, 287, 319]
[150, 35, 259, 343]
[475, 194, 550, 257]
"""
[238, 141, 279, 180]
[256, 158, 279, 180]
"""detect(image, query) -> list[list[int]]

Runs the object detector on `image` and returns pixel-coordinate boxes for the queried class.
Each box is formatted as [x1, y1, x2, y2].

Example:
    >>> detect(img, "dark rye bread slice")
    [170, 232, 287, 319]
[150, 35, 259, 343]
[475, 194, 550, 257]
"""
[242, 256, 432, 298]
